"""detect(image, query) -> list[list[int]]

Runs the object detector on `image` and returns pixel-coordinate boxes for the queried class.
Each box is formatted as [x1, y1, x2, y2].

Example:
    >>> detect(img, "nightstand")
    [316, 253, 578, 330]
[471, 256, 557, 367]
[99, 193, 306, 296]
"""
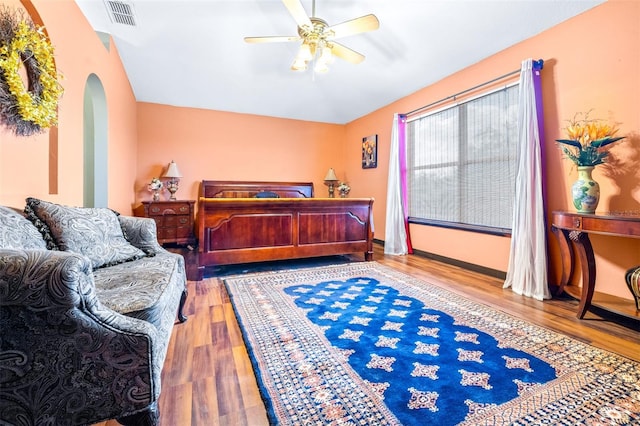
[135, 200, 196, 248]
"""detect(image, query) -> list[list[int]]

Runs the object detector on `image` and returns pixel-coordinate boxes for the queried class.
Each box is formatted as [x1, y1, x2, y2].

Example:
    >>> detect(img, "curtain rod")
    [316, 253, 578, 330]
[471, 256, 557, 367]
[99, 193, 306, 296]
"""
[404, 59, 544, 117]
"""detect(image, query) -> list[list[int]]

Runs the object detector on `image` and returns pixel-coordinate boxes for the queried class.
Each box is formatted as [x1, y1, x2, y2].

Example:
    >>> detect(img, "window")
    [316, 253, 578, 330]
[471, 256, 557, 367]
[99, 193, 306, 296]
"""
[406, 85, 519, 235]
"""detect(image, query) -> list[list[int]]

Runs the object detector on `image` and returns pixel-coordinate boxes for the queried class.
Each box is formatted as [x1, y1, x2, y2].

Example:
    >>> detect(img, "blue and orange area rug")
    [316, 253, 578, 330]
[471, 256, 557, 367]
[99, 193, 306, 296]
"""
[224, 262, 640, 425]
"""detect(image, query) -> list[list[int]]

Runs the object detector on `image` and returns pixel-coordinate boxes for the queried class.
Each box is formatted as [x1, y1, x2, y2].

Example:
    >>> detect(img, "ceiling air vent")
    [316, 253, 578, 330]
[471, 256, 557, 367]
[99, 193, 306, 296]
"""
[104, 0, 136, 26]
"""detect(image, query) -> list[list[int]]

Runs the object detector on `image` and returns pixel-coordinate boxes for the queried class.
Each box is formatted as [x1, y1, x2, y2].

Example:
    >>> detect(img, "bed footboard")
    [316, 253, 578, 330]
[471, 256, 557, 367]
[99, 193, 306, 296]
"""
[197, 197, 374, 270]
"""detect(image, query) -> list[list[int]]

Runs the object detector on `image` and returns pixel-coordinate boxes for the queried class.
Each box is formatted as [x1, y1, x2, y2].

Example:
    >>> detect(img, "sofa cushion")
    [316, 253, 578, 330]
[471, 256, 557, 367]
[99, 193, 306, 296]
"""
[93, 252, 184, 329]
[25, 198, 146, 269]
[0, 206, 47, 250]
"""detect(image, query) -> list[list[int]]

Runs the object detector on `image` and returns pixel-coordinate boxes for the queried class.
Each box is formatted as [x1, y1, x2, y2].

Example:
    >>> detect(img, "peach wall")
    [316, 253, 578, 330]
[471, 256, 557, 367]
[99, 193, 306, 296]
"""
[2, 1, 636, 300]
[0, 0, 138, 213]
[0, 0, 49, 201]
[135, 103, 345, 206]
[344, 0, 640, 299]
[134, 1, 638, 300]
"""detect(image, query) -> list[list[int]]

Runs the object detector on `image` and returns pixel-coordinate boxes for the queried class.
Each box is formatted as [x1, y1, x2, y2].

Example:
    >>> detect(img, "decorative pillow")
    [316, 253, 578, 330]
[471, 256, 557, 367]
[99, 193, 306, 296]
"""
[0, 206, 47, 250]
[23, 201, 58, 250]
[25, 198, 146, 269]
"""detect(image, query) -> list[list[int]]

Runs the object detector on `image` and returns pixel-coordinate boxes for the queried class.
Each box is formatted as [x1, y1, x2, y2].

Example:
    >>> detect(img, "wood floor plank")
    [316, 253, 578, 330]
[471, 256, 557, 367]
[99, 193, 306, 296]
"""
[224, 301, 245, 348]
[214, 351, 246, 422]
[231, 345, 267, 414]
[166, 316, 195, 385]
[192, 344, 217, 382]
[159, 382, 192, 426]
[91, 243, 639, 425]
[191, 376, 219, 426]
[211, 304, 225, 323]
[190, 302, 213, 348]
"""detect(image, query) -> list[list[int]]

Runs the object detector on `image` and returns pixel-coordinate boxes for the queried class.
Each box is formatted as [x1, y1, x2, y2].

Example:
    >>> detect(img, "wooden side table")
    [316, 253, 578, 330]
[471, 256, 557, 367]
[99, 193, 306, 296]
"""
[135, 200, 196, 248]
[551, 211, 640, 320]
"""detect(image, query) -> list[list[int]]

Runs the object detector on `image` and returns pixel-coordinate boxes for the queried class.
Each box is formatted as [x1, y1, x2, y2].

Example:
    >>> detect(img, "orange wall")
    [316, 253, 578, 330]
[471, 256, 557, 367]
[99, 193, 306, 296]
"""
[135, 104, 346, 204]
[136, 1, 639, 299]
[1, 1, 637, 299]
[344, 0, 640, 299]
[0, 0, 138, 213]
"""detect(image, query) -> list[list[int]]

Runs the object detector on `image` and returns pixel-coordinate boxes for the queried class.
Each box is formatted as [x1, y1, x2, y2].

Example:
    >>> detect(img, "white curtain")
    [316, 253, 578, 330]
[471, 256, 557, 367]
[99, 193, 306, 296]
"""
[503, 59, 551, 300]
[384, 113, 409, 255]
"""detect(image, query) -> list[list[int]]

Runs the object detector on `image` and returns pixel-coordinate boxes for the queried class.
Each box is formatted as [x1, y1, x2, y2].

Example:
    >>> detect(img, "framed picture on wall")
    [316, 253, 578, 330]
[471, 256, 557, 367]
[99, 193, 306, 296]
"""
[362, 134, 377, 169]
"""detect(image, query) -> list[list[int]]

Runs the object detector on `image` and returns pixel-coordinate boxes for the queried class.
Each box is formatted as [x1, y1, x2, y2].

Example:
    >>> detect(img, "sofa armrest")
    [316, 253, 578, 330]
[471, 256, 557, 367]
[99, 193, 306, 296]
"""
[119, 215, 166, 255]
[0, 249, 164, 424]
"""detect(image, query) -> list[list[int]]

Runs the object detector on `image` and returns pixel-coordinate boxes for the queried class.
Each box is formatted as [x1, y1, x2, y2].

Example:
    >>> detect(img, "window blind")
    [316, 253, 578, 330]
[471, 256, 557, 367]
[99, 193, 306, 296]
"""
[406, 84, 518, 234]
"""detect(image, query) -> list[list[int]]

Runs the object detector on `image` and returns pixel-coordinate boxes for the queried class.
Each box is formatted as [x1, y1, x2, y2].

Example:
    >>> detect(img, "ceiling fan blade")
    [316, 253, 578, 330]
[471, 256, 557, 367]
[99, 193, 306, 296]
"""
[244, 36, 300, 43]
[282, 0, 312, 29]
[330, 42, 365, 64]
[327, 14, 379, 39]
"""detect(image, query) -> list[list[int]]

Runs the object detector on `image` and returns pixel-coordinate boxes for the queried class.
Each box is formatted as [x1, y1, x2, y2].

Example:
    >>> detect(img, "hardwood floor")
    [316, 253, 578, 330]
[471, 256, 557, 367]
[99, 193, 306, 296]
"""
[95, 244, 639, 426]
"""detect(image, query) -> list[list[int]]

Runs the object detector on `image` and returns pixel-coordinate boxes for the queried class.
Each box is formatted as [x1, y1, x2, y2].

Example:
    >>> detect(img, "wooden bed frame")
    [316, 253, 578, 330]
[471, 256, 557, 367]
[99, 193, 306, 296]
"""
[197, 180, 374, 272]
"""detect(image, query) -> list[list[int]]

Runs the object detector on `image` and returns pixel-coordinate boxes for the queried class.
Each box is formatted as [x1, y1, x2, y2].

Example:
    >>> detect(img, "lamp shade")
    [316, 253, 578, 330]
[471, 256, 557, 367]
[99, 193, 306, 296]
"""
[163, 161, 182, 178]
[320, 45, 334, 64]
[314, 60, 329, 73]
[297, 43, 313, 62]
[324, 168, 338, 181]
[291, 58, 307, 71]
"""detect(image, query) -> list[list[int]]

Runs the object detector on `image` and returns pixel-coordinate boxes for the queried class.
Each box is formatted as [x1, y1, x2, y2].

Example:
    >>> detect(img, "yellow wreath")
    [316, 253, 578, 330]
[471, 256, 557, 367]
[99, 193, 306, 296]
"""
[0, 15, 63, 135]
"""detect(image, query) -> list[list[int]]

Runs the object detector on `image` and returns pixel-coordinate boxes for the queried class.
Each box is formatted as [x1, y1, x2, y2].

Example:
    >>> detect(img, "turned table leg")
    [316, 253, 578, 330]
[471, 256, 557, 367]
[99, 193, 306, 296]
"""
[551, 225, 574, 296]
[569, 230, 597, 319]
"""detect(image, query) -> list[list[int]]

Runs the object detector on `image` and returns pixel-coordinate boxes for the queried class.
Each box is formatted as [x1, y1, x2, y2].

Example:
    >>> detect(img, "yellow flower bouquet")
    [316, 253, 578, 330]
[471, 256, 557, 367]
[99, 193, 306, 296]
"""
[555, 112, 625, 167]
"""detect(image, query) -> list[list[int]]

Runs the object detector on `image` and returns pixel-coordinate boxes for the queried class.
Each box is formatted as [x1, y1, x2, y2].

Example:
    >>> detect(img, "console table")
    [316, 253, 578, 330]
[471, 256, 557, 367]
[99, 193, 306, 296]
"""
[551, 211, 640, 320]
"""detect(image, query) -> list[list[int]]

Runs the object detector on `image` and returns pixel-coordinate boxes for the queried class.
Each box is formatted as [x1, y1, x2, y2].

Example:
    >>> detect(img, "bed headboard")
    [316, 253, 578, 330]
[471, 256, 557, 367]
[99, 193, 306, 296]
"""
[200, 180, 314, 198]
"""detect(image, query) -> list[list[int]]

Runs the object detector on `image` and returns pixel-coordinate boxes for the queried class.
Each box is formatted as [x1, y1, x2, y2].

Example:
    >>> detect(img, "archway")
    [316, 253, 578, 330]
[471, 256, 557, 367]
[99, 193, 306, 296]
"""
[83, 74, 108, 207]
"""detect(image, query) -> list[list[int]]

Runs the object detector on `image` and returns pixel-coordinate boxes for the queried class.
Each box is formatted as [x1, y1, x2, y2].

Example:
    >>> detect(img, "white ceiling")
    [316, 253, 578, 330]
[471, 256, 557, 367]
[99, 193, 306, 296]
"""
[74, 0, 605, 124]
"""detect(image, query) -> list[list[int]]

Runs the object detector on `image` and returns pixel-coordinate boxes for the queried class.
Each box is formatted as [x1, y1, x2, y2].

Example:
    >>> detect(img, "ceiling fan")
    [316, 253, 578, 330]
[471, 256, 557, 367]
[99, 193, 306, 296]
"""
[244, 0, 379, 72]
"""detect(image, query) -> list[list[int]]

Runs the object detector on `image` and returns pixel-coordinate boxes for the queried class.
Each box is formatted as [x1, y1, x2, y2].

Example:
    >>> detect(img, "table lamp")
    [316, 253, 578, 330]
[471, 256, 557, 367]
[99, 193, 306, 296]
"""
[163, 161, 183, 200]
[324, 168, 339, 198]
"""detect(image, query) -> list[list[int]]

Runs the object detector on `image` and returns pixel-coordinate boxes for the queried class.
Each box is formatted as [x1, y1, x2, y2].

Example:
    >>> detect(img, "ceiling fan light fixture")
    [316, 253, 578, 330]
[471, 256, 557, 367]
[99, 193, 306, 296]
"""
[314, 59, 329, 73]
[291, 58, 308, 71]
[320, 45, 334, 64]
[245, 0, 378, 73]
[296, 42, 313, 62]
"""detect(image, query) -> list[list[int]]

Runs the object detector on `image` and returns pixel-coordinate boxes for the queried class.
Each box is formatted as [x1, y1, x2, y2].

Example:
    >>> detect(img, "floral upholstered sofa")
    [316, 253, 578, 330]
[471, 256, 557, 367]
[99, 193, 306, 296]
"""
[0, 198, 187, 426]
